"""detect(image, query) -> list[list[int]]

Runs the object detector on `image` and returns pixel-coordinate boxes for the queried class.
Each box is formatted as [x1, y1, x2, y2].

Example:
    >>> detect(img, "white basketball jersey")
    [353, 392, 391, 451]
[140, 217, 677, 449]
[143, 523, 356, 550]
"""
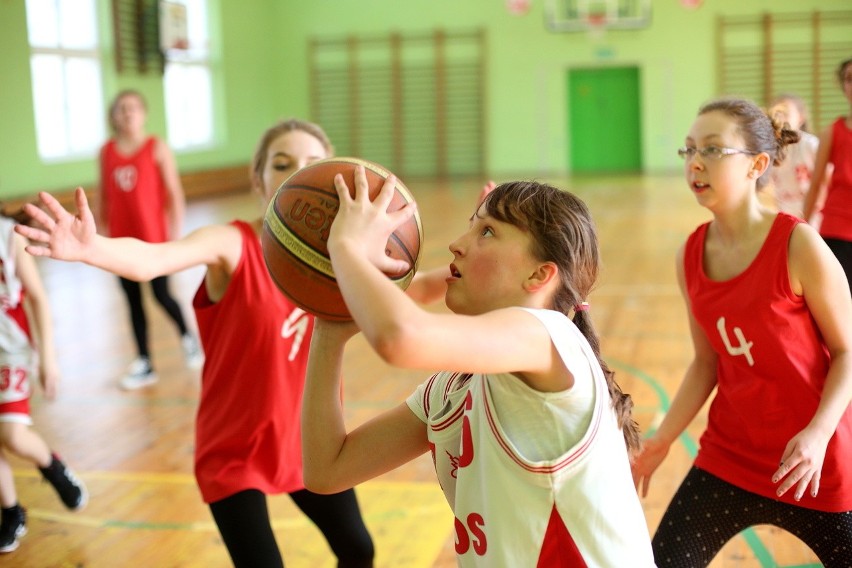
[0, 218, 35, 405]
[406, 308, 655, 567]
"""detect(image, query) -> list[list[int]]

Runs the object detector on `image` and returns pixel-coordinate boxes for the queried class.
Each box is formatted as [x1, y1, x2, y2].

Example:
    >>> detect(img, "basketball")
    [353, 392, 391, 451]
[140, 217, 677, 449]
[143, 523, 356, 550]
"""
[261, 157, 423, 321]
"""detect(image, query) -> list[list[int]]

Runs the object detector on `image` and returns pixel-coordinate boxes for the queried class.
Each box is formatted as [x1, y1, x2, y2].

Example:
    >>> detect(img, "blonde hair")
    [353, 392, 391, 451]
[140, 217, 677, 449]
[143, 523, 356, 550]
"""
[250, 119, 334, 181]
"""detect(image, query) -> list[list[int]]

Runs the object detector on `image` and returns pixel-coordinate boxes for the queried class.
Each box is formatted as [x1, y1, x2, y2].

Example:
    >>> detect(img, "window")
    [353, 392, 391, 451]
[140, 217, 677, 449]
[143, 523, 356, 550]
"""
[26, 0, 106, 161]
[163, 0, 214, 149]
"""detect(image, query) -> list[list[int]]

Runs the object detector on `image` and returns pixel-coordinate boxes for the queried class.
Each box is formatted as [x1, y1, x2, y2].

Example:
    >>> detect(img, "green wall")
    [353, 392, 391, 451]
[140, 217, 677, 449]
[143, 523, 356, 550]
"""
[0, 0, 847, 199]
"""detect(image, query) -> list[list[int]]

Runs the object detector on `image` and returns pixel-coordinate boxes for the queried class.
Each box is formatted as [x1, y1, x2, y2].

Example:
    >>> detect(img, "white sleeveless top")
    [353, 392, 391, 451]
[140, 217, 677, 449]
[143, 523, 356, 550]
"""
[0, 218, 35, 405]
[406, 308, 655, 567]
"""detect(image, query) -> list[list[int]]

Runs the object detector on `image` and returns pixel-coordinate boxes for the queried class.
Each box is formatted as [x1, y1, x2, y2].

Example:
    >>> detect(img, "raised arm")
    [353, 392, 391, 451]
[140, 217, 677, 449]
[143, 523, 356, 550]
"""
[15, 188, 241, 282]
[327, 167, 560, 388]
[301, 319, 430, 494]
[632, 244, 718, 497]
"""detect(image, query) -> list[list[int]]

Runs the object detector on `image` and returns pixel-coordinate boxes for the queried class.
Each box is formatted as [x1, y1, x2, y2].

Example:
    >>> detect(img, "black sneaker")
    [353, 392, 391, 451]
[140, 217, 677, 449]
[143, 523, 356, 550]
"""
[0, 505, 27, 553]
[38, 454, 88, 511]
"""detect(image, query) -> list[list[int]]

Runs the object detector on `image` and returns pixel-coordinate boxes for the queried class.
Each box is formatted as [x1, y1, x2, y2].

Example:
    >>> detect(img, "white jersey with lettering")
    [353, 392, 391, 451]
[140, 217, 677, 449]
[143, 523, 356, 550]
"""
[0, 218, 35, 406]
[407, 308, 655, 567]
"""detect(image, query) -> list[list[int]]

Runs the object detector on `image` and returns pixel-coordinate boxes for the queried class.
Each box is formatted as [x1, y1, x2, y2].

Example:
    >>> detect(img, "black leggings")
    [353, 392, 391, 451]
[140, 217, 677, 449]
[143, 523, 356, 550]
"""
[824, 237, 852, 297]
[118, 276, 188, 360]
[653, 466, 852, 567]
[209, 488, 374, 568]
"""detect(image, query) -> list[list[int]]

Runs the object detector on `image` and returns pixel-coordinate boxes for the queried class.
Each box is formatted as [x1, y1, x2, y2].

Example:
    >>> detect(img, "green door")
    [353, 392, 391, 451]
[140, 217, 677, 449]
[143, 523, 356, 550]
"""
[568, 66, 641, 173]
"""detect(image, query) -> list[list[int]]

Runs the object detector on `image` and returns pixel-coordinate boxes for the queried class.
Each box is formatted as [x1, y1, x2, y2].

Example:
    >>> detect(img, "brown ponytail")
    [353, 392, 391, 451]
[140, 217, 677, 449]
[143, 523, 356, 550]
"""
[483, 182, 642, 457]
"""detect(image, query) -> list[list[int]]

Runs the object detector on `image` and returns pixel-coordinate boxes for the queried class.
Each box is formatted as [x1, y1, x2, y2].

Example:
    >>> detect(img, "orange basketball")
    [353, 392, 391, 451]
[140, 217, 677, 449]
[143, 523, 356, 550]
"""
[261, 157, 422, 321]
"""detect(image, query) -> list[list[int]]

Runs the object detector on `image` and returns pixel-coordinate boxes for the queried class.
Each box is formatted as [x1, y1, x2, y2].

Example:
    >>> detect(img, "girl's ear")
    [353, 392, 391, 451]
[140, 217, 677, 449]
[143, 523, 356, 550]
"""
[250, 173, 265, 197]
[751, 152, 771, 178]
[524, 261, 559, 293]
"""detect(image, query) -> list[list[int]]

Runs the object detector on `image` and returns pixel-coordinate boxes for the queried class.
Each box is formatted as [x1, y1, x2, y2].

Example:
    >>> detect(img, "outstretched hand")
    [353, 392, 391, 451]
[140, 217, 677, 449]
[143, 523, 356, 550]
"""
[329, 165, 417, 276]
[631, 435, 670, 498]
[14, 188, 97, 262]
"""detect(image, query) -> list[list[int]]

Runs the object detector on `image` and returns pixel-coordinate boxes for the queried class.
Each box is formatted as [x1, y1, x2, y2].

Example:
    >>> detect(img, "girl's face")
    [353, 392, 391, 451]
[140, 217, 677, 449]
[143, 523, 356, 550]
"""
[257, 130, 329, 204]
[111, 94, 147, 136]
[683, 111, 759, 210]
[445, 204, 541, 315]
[769, 99, 803, 131]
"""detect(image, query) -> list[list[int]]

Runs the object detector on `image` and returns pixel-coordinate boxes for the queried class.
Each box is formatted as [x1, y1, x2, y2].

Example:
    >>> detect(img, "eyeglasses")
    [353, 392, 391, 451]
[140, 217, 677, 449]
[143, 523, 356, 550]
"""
[677, 146, 756, 161]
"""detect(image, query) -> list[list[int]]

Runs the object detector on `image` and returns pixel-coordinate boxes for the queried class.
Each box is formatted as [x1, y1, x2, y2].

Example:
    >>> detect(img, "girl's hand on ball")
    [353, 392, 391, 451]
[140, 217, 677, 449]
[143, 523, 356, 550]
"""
[330, 165, 417, 276]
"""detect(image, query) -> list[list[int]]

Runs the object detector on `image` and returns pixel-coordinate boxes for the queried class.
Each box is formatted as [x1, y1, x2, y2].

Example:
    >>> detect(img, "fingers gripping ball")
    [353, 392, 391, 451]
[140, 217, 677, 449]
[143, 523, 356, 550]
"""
[262, 157, 423, 321]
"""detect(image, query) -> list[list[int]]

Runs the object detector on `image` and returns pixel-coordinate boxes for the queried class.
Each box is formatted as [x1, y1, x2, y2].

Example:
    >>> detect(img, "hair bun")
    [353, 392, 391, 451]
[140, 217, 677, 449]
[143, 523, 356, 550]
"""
[768, 113, 800, 166]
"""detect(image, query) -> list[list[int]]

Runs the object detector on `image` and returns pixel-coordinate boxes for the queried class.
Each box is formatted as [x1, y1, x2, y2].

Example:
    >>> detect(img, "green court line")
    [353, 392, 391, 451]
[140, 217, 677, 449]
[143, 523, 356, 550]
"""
[611, 358, 822, 568]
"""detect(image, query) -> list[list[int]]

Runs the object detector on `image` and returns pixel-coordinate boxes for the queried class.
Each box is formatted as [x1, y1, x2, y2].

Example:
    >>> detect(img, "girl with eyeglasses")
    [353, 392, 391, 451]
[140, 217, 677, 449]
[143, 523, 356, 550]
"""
[804, 58, 852, 296]
[633, 97, 852, 567]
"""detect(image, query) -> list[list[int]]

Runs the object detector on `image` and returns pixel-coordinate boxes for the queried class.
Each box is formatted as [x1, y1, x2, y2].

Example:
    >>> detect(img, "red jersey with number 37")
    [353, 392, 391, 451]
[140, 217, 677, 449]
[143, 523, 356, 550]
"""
[685, 213, 852, 512]
[0, 218, 35, 407]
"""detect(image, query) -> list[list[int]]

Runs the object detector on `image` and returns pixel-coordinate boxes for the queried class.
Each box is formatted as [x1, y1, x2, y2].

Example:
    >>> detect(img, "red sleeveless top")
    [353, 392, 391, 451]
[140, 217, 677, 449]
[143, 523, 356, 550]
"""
[193, 221, 315, 503]
[820, 117, 852, 241]
[99, 137, 168, 242]
[685, 213, 852, 512]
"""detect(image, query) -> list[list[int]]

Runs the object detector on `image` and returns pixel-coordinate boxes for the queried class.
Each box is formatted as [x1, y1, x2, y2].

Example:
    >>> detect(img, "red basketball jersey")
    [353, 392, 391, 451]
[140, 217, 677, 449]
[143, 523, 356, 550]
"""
[820, 118, 852, 240]
[99, 137, 168, 242]
[193, 220, 315, 503]
[685, 213, 852, 512]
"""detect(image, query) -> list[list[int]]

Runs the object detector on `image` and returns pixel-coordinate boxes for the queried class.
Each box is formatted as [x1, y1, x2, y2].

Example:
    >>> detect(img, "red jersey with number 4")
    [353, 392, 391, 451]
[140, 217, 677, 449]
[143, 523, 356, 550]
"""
[193, 221, 315, 503]
[685, 213, 852, 512]
[99, 136, 168, 242]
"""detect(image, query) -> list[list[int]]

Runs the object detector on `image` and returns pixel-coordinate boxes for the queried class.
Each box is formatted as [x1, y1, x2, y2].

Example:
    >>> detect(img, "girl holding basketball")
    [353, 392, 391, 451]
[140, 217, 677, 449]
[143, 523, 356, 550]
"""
[16, 119, 376, 568]
[632, 97, 852, 567]
[301, 172, 656, 565]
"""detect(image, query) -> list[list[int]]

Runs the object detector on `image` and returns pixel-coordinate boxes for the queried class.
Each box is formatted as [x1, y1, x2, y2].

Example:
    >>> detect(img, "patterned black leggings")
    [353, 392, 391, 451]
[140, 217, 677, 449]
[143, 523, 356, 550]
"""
[653, 467, 852, 568]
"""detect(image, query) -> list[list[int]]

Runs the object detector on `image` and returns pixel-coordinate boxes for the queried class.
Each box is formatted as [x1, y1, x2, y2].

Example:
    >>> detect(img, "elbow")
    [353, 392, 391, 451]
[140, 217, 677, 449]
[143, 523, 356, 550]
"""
[369, 321, 422, 367]
[302, 468, 349, 495]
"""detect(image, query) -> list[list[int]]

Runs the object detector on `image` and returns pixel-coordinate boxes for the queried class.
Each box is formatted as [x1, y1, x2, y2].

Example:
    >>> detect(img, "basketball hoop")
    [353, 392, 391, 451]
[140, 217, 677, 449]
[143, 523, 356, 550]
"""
[586, 11, 608, 40]
[544, 0, 651, 34]
[506, 0, 531, 15]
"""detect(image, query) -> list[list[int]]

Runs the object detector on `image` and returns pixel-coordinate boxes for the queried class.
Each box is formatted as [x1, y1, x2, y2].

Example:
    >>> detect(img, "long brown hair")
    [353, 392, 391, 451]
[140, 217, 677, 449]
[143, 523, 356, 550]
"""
[482, 181, 641, 456]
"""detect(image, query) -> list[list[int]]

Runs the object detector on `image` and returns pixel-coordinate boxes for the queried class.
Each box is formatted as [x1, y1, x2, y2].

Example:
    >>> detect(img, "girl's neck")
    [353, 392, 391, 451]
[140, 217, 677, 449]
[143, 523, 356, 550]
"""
[115, 130, 147, 146]
[709, 202, 772, 246]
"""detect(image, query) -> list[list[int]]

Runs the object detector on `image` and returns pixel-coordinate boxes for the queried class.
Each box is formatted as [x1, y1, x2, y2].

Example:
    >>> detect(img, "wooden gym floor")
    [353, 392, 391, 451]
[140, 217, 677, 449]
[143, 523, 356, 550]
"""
[5, 173, 823, 567]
